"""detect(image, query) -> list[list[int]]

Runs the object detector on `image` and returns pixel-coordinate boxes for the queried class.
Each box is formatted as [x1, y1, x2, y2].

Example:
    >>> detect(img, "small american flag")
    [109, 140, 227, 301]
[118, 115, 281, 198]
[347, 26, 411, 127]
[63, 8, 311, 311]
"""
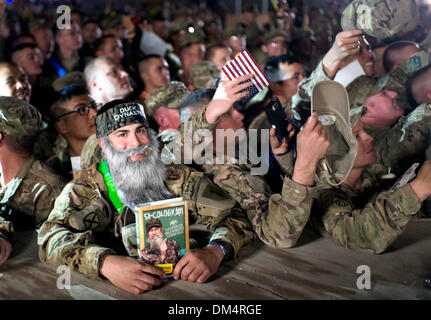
[221, 50, 270, 103]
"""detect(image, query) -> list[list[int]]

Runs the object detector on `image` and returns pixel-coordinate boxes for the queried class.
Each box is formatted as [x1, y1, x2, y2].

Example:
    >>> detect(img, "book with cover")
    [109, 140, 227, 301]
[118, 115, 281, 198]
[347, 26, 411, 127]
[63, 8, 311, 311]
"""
[135, 197, 189, 275]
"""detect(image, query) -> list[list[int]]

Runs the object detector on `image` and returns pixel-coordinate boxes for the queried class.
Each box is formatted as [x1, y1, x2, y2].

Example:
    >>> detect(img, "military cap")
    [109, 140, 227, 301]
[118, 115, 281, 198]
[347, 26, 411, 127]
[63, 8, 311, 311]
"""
[341, 0, 419, 40]
[346, 75, 376, 110]
[166, 18, 189, 37]
[263, 29, 290, 44]
[312, 80, 358, 186]
[145, 81, 190, 117]
[0, 97, 42, 144]
[146, 218, 163, 233]
[222, 23, 245, 40]
[190, 61, 221, 90]
[178, 32, 204, 50]
[52, 72, 86, 91]
[101, 14, 123, 30]
[95, 99, 148, 138]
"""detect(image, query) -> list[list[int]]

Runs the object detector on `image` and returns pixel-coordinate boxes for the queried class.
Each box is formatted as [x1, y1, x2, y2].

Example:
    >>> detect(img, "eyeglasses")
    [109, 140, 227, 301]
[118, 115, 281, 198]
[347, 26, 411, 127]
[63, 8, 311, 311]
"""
[55, 101, 100, 121]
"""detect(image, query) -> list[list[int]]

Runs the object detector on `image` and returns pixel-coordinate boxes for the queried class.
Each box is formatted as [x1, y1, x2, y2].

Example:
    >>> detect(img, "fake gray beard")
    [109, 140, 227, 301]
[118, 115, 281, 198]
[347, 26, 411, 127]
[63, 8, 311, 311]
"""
[103, 129, 172, 208]
[148, 234, 164, 251]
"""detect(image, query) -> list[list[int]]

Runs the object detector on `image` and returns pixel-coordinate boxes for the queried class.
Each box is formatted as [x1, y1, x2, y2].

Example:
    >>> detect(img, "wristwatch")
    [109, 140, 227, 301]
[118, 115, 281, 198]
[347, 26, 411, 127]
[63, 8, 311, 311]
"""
[208, 240, 233, 261]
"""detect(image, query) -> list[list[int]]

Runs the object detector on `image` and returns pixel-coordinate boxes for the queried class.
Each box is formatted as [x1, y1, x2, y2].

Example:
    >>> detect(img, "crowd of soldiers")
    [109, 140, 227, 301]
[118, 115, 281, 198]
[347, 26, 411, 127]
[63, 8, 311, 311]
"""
[0, 0, 431, 295]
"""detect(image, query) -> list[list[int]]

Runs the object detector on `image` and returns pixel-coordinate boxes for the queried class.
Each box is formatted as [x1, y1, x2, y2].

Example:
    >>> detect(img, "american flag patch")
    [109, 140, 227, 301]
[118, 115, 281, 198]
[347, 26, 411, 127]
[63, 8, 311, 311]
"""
[221, 50, 270, 103]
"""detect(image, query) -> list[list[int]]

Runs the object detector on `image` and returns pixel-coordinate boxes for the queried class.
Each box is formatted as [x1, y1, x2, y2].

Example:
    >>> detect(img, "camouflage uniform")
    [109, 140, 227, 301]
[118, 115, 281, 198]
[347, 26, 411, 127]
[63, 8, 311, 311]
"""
[341, 0, 419, 41]
[45, 135, 73, 179]
[0, 156, 66, 243]
[174, 105, 316, 248]
[38, 100, 254, 278]
[38, 163, 254, 278]
[375, 103, 431, 172]
[0, 97, 65, 243]
[309, 180, 422, 254]
[189, 61, 221, 90]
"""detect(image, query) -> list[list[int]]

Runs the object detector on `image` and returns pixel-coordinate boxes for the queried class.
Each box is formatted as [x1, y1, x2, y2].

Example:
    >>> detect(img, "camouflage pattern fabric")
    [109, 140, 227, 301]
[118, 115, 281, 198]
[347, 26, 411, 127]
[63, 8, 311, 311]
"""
[311, 181, 422, 254]
[176, 103, 317, 248]
[37, 163, 254, 279]
[95, 101, 148, 138]
[80, 134, 105, 170]
[178, 33, 204, 50]
[0, 156, 65, 242]
[145, 81, 190, 117]
[190, 61, 221, 90]
[374, 103, 431, 173]
[140, 239, 181, 265]
[341, 0, 419, 40]
[0, 97, 42, 145]
[166, 18, 189, 37]
[46, 134, 73, 180]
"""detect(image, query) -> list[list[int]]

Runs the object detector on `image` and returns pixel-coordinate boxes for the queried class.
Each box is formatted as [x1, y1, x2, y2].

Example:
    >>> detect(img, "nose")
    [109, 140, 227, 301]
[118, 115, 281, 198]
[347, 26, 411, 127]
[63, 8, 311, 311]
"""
[364, 130, 374, 144]
[298, 73, 305, 82]
[15, 80, 23, 89]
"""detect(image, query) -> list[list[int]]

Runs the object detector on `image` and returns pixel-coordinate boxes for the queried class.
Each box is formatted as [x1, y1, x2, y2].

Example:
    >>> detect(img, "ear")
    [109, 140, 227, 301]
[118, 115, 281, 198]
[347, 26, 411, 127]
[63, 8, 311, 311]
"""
[154, 108, 169, 127]
[426, 91, 431, 104]
[97, 138, 105, 151]
[54, 119, 68, 135]
[187, 84, 195, 91]
[261, 44, 268, 53]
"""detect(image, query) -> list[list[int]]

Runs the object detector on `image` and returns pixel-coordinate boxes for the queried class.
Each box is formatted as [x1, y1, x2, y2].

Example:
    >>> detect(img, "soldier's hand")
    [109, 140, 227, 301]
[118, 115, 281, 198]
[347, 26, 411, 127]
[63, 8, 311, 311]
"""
[205, 74, 253, 124]
[269, 125, 295, 155]
[173, 245, 223, 283]
[410, 160, 431, 202]
[322, 29, 364, 78]
[293, 112, 330, 186]
[0, 238, 12, 265]
[99, 255, 165, 295]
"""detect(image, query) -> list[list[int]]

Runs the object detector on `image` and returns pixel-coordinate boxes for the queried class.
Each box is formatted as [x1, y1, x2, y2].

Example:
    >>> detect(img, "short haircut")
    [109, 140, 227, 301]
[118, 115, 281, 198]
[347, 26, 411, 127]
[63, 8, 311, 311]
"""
[94, 34, 116, 53]
[178, 88, 215, 122]
[383, 41, 420, 72]
[204, 44, 229, 61]
[409, 64, 431, 106]
[84, 56, 115, 84]
[50, 85, 89, 120]
[138, 54, 163, 73]
[264, 54, 300, 83]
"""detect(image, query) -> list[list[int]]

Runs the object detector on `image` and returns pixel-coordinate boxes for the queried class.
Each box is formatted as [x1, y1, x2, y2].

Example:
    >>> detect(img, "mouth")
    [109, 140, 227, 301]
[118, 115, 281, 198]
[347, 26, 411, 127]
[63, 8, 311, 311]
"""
[129, 152, 148, 161]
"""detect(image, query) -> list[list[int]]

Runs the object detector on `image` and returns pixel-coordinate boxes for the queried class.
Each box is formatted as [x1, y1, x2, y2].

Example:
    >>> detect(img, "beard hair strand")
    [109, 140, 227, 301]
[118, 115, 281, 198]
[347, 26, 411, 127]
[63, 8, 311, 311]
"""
[103, 128, 172, 208]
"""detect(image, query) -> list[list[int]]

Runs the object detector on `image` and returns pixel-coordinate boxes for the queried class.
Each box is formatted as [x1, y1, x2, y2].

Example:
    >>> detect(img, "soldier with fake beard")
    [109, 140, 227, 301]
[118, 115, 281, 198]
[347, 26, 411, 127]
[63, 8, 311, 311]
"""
[38, 99, 253, 295]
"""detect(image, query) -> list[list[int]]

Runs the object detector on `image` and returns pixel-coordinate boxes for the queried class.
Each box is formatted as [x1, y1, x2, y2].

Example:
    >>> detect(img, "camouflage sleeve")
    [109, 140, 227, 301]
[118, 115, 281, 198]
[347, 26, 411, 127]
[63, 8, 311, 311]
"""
[291, 61, 330, 121]
[37, 182, 116, 279]
[274, 150, 295, 176]
[261, 177, 317, 248]
[206, 164, 315, 248]
[316, 183, 421, 254]
[376, 104, 431, 171]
